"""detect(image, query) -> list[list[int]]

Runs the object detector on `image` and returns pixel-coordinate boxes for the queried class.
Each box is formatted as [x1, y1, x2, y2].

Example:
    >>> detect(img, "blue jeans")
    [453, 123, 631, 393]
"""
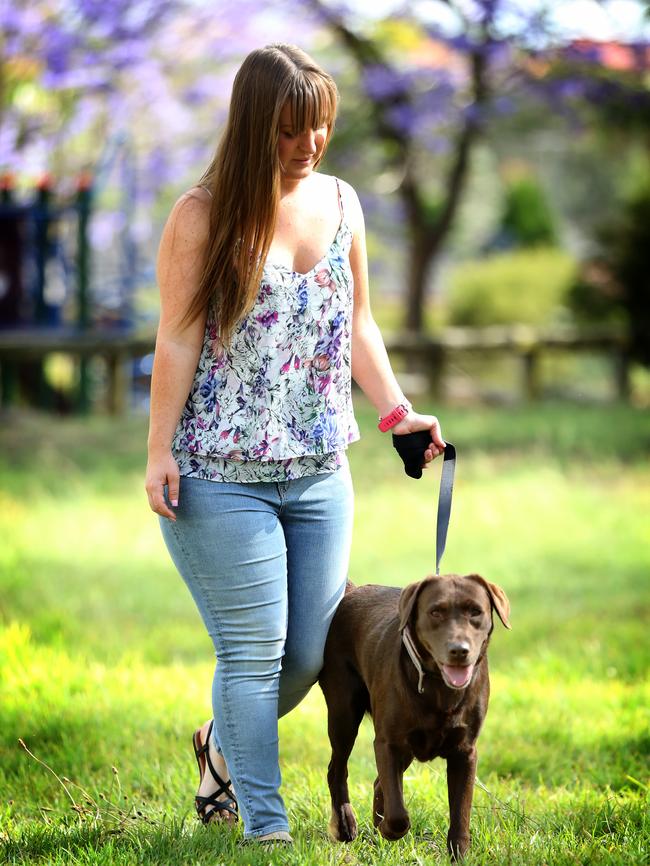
[159, 462, 354, 837]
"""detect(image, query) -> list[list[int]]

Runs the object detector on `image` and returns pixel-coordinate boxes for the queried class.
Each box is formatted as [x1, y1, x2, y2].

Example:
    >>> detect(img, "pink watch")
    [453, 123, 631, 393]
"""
[378, 402, 410, 432]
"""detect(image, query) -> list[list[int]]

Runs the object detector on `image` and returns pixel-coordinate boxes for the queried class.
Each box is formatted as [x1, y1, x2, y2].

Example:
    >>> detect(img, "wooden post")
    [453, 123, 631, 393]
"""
[1, 360, 18, 408]
[522, 347, 542, 401]
[76, 173, 92, 413]
[0, 175, 19, 408]
[426, 342, 446, 401]
[106, 351, 128, 415]
[614, 348, 630, 402]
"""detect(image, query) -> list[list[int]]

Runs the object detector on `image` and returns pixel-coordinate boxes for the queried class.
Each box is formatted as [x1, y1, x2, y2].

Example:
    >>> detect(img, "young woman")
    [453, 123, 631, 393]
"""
[145, 43, 445, 843]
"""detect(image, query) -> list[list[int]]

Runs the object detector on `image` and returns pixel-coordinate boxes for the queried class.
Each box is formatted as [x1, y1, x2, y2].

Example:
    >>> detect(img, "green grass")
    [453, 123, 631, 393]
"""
[1, 400, 649, 864]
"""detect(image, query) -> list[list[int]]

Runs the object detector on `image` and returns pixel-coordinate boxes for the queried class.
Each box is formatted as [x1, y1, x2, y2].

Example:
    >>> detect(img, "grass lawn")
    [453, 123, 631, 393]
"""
[1, 399, 648, 865]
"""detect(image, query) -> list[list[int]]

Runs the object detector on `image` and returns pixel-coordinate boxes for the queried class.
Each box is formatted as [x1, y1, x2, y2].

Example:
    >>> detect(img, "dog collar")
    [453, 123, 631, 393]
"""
[401, 625, 426, 694]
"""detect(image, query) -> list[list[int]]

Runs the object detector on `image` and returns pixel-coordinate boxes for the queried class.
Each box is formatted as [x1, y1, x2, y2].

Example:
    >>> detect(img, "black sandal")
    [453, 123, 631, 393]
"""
[192, 720, 239, 824]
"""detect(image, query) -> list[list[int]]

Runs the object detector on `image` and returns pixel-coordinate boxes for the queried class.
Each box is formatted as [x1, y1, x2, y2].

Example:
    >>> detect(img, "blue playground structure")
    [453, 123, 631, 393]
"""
[0, 132, 157, 413]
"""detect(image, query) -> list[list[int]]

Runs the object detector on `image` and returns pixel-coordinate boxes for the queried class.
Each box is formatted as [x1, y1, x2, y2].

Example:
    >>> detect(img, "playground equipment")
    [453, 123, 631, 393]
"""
[0, 132, 156, 413]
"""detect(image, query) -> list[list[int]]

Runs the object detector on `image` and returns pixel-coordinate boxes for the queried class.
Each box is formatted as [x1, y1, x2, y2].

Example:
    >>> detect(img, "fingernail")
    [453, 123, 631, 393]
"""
[171, 499, 178, 507]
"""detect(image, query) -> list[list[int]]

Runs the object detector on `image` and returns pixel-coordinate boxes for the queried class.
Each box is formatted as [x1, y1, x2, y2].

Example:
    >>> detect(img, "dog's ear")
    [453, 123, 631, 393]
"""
[398, 578, 430, 631]
[467, 574, 511, 629]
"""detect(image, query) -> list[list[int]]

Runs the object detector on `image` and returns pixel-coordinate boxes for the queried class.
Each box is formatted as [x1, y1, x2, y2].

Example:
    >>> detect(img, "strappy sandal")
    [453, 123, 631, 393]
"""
[192, 720, 239, 824]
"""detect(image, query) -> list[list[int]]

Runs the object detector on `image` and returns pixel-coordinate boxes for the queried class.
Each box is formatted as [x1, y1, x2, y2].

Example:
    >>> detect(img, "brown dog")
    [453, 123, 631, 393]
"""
[319, 573, 510, 860]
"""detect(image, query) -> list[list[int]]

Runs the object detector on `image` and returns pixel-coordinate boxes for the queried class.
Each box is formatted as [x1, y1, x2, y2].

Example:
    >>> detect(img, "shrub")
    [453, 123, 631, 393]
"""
[499, 176, 558, 248]
[568, 180, 650, 367]
[446, 248, 577, 327]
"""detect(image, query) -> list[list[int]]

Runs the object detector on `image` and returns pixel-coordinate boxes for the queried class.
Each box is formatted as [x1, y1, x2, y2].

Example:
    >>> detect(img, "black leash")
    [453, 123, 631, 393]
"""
[435, 442, 456, 575]
[392, 431, 456, 574]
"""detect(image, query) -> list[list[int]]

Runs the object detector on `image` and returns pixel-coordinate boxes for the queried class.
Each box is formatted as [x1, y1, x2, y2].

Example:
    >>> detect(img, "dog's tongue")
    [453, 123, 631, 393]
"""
[442, 664, 474, 688]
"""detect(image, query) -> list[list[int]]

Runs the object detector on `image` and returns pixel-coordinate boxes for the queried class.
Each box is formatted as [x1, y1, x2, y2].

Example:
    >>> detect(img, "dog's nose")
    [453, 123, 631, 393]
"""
[448, 642, 470, 661]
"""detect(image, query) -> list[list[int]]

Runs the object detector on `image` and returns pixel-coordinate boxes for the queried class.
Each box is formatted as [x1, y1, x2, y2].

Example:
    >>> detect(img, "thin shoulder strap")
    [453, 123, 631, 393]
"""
[334, 177, 344, 219]
[199, 183, 213, 198]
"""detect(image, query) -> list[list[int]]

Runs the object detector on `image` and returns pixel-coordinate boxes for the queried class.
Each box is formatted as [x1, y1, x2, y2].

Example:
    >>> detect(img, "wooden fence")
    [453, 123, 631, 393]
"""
[384, 322, 629, 402]
[0, 322, 629, 414]
[0, 327, 156, 414]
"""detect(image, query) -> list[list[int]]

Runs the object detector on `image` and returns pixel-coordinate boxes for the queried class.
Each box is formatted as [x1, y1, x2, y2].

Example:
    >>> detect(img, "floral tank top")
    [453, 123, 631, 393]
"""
[172, 176, 360, 483]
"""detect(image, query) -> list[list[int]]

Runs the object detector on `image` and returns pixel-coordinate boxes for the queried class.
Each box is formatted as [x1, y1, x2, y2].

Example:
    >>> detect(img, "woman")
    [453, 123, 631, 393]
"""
[145, 43, 445, 843]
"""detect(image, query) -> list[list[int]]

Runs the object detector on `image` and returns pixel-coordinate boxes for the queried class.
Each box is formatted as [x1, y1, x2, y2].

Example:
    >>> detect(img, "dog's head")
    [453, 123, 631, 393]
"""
[398, 573, 511, 691]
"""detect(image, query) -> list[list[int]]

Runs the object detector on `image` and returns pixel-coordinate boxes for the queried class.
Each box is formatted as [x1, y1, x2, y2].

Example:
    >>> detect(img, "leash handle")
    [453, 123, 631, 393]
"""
[436, 442, 456, 575]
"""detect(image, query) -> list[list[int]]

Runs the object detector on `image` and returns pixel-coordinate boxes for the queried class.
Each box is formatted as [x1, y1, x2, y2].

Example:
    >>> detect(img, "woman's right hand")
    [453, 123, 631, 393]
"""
[145, 450, 180, 521]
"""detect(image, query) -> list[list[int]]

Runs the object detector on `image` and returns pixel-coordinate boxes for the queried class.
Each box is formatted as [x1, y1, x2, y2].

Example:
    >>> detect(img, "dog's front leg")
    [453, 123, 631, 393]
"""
[327, 750, 357, 842]
[324, 701, 365, 842]
[446, 746, 477, 860]
[373, 738, 411, 840]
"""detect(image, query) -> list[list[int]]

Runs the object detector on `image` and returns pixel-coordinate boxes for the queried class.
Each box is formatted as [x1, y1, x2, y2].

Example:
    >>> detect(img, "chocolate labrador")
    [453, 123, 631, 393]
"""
[319, 573, 510, 860]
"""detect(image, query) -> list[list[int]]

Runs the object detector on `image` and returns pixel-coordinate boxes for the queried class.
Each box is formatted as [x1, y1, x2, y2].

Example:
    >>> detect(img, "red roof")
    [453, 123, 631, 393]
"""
[570, 38, 650, 72]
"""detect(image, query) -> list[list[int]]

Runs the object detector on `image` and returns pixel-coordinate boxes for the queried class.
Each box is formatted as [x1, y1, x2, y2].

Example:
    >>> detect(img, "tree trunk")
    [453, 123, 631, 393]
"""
[308, 0, 490, 334]
[405, 232, 432, 332]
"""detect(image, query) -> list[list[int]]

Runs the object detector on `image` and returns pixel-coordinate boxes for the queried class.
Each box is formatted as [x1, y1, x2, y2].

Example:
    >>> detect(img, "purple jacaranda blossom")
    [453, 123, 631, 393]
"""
[0, 114, 20, 165]
[386, 103, 419, 135]
[446, 34, 476, 53]
[43, 26, 80, 75]
[363, 65, 409, 101]
[106, 40, 149, 71]
[493, 95, 515, 115]
[42, 65, 112, 92]
[63, 96, 101, 137]
[1, 5, 35, 35]
[548, 79, 587, 101]
[146, 146, 174, 187]
[89, 210, 127, 251]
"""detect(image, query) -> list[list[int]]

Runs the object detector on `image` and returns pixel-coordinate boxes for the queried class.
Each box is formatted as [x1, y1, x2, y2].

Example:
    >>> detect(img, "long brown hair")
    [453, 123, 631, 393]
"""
[182, 44, 338, 344]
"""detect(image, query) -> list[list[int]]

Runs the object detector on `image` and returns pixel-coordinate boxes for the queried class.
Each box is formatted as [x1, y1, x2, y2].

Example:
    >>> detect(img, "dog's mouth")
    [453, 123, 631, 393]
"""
[440, 663, 475, 690]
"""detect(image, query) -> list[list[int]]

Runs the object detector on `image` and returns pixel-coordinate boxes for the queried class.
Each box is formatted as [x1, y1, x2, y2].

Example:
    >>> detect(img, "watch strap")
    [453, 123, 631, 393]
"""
[378, 402, 410, 432]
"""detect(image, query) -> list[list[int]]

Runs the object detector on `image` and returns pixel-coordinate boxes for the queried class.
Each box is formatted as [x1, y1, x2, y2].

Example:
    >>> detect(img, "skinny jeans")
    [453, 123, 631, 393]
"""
[159, 461, 354, 837]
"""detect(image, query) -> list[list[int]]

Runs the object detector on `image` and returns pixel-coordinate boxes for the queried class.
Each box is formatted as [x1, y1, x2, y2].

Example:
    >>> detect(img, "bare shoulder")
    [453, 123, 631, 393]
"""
[331, 175, 364, 233]
[162, 187, 211, 252]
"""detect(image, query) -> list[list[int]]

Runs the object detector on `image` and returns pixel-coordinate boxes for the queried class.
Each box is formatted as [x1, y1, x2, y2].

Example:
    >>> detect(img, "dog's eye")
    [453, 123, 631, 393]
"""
[469, 607, 483, 618]
[429, 608, 444, 618]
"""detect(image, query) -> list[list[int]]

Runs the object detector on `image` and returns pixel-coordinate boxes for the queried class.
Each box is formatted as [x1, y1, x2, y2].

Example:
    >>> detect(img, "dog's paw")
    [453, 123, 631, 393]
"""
[328, 804, 358, 843]
[372, 780, 384, 827]
[377, 814, 410, 841]
[447, 831, 471, 860]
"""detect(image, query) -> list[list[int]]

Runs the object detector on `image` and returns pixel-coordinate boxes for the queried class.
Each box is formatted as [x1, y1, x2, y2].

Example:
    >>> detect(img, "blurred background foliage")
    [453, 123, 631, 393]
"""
[1, 0, 650, 406]
[447, 248, 574, 327]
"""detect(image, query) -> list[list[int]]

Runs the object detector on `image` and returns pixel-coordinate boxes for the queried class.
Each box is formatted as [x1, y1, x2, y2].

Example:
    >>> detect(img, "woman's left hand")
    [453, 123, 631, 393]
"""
[391, 411, 446, 469]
